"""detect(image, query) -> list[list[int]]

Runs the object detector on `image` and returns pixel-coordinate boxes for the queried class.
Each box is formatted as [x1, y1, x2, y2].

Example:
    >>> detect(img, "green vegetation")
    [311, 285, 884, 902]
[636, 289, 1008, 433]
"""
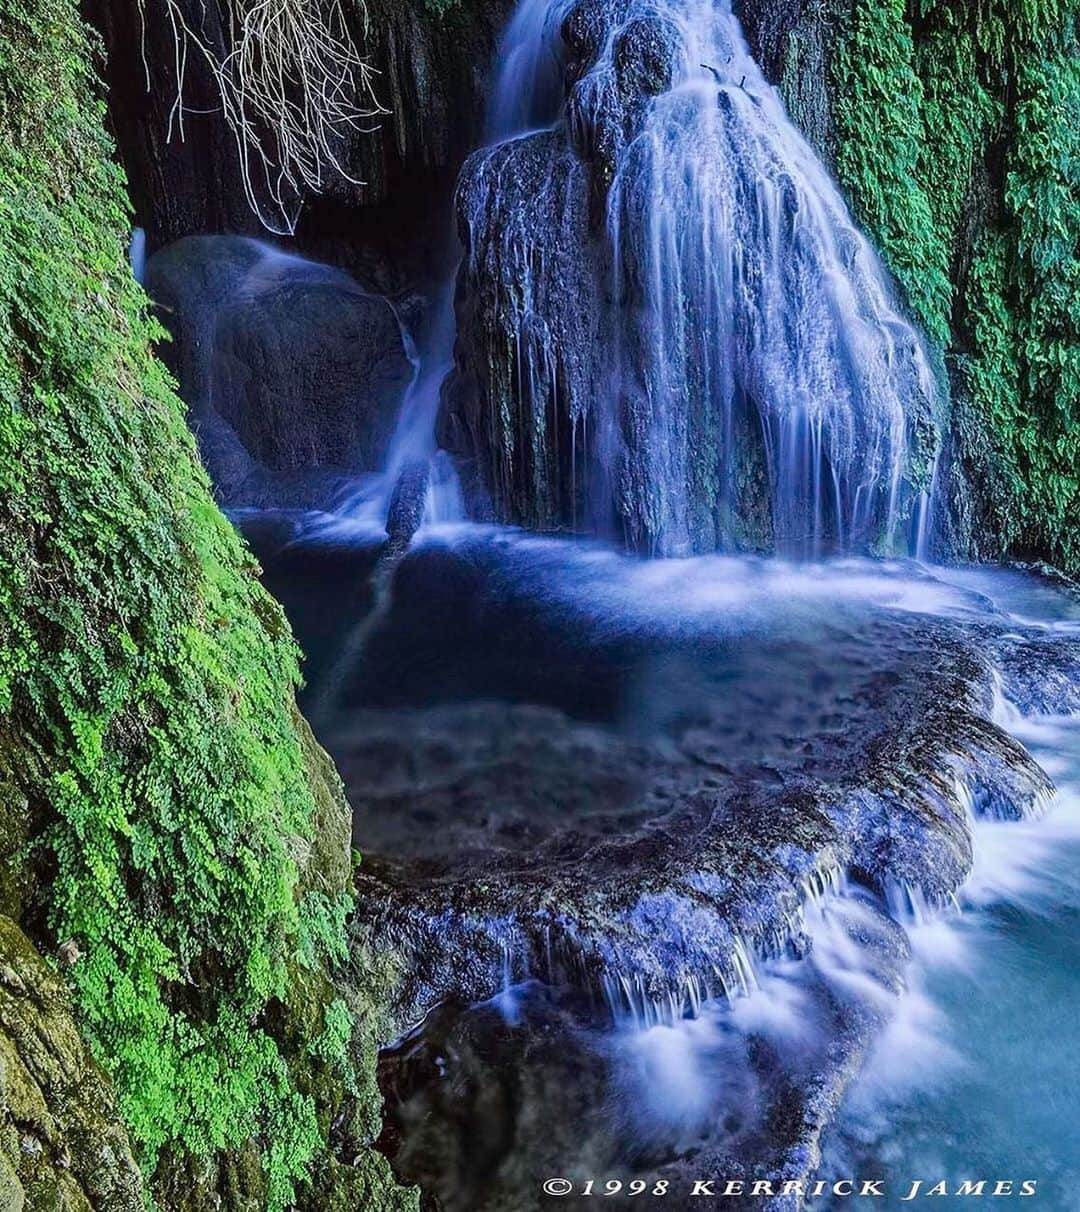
[0, 0, 393, 1206]
[831, 0, 954, 347]
[829, 0, 1079, 570]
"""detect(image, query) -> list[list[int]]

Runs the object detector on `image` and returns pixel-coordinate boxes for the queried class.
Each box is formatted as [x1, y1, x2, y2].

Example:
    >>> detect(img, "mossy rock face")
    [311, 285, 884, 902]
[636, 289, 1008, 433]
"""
[0, 916, 142, 1212]
[0, 0, 413, 1207]
[302, 1155, 419, 1212]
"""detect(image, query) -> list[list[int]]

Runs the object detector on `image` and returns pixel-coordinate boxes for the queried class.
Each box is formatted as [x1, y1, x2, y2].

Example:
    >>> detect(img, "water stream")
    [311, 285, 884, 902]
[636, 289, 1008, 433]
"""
[813, 573, 1080, 1210]
[241, 513, 1079, 1210]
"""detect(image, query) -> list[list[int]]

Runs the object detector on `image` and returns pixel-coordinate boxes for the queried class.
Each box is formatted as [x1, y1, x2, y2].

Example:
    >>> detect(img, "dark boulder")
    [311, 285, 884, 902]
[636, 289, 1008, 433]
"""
[144, 234, 264, 412]
[613, 14, 680, 100]
[440, 130, 603, 530]
[211, 258, 412, 475]
[145, 236, 413, 509]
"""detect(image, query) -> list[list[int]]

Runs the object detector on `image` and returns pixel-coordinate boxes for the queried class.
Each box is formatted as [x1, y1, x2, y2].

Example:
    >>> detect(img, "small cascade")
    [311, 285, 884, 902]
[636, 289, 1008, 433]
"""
[486, 0, 574, 140]
[328, 0, 943, 558]
[601, 3, 937, 556]
[450, 0, 941, 555]
[338, 284, 466, 533]
[129, 226, 147, 284]
[332, 0, 578, 541]
[910, 453, 940, 561]
[329, 0, 573, 540]
[883, 879, 959, 927]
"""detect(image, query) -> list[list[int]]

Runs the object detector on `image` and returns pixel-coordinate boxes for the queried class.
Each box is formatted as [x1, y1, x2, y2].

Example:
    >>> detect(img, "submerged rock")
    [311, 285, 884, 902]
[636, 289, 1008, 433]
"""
[384, 462, 431, 558]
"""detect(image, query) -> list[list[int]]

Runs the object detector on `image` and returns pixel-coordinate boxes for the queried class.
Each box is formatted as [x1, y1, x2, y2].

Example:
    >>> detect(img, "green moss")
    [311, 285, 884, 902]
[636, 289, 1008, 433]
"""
[831, 0, 953, 347]
[828, 0, 1079, 571]
[0, 0, 392, 1205]
[1000, 22, 1080, 567]
[0, 914, 143, 1210]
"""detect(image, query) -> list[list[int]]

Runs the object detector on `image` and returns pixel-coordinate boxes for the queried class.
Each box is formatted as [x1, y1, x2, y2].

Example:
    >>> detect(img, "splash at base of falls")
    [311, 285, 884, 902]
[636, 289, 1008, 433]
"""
[810, 579, 1080, 1212]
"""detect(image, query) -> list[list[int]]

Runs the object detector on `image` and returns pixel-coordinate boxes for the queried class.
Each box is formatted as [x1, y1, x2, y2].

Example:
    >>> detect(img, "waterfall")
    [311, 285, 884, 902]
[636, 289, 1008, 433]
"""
[486, 0, 575, 140]
[337, 281, 463, 529]
[129, 226, 147, 284]
[451, 0, 941, 556]
[335, 0, 570, 535]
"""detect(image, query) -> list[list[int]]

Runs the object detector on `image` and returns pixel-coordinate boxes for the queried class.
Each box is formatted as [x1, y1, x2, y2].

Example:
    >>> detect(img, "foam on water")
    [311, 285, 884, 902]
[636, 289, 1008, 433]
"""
[813, 600, 1080, 1207]
[397, 527, 990, 638]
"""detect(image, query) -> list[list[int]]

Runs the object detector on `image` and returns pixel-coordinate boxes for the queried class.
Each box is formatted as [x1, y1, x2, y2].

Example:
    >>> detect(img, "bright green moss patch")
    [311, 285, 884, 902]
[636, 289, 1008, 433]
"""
[0, 0, 361, 1204]
[1001, 27, 1080, 568]
[831, 0, 953, 348]
[829, 0, 1079, 571]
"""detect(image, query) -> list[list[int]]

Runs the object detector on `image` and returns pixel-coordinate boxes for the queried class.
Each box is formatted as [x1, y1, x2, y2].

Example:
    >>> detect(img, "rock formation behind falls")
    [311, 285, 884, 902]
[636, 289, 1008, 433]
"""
[443, 0, 940, 555]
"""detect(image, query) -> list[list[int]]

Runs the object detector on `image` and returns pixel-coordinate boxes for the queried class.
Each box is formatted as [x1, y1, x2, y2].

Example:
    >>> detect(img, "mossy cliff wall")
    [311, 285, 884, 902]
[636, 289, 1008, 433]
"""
[745, 0, 1079, 571]
[0, 1, 413, 1207]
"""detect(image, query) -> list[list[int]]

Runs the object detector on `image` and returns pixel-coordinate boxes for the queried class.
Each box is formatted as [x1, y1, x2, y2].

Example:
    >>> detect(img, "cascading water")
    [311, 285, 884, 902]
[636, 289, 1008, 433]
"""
[604, 0, 939, 555]
[163, 0, 1074, 1200]
[244, 501, 1080, 1209]
[335, 282, 466, 530]
[332, 0, 571, 535]
[451, 0, 941, 555]
[486, 0, 574, 139]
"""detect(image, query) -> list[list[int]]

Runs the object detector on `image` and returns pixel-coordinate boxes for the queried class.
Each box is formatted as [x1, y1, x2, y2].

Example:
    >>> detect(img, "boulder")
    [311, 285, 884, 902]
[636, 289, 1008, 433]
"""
[212, 256, 411, 475]
[144, 234, 264, 410]
[145, 236, 413, 509]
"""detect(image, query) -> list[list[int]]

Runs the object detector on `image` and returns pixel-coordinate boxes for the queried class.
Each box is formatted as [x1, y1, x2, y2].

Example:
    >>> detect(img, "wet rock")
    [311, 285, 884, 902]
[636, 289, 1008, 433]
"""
[145, 236, 413, 509]
[325, 541, 1075, 1040]
[212, 259, 411, 474]
[446, 0, 934, 555]
[384, 462, 431, 559]
[377, 902, 910, 1212]
[441, 130, 602, 530]
[561, 0, 620, 75]
[614, 15, 680, 99]
[145, 235, 264, 411]
[379, 991, 612, 1211]
[735, 0, 839, 159]
[0, 916, 143, 1211]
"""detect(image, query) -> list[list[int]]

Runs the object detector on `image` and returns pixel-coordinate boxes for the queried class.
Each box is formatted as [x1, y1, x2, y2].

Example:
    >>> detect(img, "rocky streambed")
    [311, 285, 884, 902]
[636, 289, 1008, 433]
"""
[242, 516, 1080, 1210]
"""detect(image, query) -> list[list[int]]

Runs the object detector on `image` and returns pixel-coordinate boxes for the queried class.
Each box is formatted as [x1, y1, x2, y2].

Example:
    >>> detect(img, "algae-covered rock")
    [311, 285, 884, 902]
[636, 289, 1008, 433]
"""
[0, 917, 142, 1212]
[305, 1153, 418, 1212]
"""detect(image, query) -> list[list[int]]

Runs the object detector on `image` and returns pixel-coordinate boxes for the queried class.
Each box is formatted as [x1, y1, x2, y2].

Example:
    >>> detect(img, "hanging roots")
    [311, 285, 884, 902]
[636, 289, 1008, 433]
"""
[140, 0, 387, 232]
